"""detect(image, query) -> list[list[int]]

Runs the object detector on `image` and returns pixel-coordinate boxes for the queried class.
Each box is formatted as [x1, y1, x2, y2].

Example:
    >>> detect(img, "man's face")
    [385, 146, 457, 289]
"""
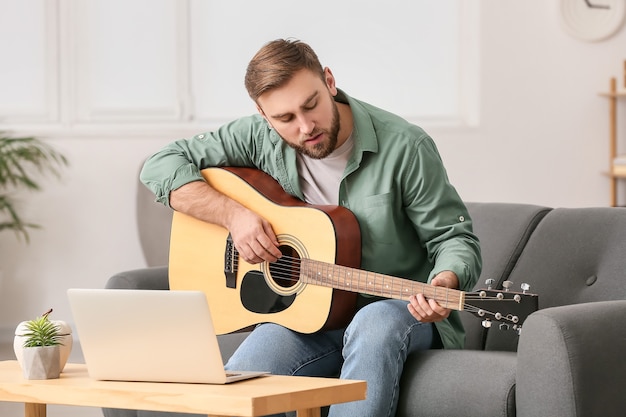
[256, 68, 340, 159]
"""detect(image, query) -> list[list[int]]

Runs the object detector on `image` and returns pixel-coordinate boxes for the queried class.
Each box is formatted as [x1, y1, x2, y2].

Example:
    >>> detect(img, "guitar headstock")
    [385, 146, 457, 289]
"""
[463, 280, 538, 334]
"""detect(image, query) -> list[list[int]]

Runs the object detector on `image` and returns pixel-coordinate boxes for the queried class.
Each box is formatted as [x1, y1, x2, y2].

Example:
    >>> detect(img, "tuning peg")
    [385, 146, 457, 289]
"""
[485, 278, 495, 290]
[482, 320, 492, 328]
[502, 280, 513, 291]
[521, 283, 530, 293]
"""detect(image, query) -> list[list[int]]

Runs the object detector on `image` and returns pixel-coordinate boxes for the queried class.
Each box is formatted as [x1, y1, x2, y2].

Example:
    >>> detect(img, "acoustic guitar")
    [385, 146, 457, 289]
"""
[169, 167, 538, 335]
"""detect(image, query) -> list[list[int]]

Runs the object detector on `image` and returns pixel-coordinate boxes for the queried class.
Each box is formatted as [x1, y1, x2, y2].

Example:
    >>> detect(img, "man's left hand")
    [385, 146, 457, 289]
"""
[407, 270, 459, 323]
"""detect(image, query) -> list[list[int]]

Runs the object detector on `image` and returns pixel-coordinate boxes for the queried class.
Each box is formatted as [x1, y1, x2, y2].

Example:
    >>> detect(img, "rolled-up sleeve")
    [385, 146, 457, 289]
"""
[140, 154, 204, 207]
[139, 115, 273, 208]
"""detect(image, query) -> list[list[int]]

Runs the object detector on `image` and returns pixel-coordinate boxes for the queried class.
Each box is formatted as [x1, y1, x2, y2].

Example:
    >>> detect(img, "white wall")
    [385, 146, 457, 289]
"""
[1, 0, 625, 349]
[435, 1, 626, 208]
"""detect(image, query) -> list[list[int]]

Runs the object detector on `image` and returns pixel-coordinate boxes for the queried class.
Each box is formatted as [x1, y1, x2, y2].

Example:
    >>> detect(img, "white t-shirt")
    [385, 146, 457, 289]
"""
[296, 134, 355, 205]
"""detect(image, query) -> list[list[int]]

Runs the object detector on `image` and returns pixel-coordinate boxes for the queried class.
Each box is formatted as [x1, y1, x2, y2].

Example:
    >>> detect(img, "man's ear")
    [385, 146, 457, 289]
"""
[324, 67, 338, 96]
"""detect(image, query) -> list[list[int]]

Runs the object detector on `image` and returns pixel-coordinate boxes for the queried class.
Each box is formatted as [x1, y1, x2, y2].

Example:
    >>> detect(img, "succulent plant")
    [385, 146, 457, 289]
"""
[21, 309, 64, 348]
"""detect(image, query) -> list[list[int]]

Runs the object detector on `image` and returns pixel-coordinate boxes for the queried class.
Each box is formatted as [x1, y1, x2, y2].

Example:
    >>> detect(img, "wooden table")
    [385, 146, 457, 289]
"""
[0, 361, 366, 417]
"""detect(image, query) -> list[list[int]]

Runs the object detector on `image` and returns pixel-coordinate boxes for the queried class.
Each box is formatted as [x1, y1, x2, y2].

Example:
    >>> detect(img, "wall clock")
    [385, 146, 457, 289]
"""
[560, 0, 626, 41]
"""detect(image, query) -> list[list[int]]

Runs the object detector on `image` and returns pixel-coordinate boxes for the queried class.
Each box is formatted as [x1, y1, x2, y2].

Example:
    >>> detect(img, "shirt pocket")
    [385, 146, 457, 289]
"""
[354, 192, 396, 245]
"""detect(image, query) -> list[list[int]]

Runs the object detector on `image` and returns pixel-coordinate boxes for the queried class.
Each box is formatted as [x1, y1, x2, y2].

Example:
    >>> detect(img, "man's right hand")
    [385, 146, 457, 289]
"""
[226, 205, 282, 264]
[170, 180, 282, 264]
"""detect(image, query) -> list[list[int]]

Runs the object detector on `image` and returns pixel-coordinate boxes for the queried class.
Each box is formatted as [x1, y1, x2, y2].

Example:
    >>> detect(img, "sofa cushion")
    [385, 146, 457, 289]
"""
[398, 350, 517, 417]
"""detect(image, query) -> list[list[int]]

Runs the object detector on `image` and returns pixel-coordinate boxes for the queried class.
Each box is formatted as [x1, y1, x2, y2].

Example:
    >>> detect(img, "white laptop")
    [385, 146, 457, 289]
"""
[67, 288, 268, 384]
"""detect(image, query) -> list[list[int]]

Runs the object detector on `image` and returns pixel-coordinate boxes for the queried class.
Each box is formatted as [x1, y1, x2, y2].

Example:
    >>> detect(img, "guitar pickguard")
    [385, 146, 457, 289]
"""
[240, 271, 296, 313]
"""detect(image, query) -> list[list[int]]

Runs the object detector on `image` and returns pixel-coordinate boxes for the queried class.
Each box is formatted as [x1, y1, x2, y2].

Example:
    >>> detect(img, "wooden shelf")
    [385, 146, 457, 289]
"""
[599, 90, 626, 98]
[611, 165, 626, 178]
[601, 64, 626, 206]
[611, 155, 626, 178]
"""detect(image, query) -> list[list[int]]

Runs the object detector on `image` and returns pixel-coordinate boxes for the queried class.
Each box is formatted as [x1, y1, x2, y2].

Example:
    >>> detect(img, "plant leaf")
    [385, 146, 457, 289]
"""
[22, 314, 63, 347]
[0, 132, 68, 243]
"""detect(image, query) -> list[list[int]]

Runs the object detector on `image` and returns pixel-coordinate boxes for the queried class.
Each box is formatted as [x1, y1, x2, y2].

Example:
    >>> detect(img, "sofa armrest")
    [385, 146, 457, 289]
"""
[104, 266, 169, 290]
[516, 300, 626, 417]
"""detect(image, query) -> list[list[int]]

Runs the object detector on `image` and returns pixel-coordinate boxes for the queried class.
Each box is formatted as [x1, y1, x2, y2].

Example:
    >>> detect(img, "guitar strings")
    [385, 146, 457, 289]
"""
[234, 253, 516, 319]
[232, 254, 513, 298]
[229, 253, 515, 313]
[233, 254, 428, 292]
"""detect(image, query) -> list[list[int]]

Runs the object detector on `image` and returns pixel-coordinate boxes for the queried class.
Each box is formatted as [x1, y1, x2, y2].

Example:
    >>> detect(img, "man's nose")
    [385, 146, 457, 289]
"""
[298, 115, 315, 135]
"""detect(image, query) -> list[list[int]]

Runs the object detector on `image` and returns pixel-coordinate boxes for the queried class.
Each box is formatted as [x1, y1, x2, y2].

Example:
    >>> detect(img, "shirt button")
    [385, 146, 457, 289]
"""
[196, 134, 205, 139]
[458, 215, 465, 222]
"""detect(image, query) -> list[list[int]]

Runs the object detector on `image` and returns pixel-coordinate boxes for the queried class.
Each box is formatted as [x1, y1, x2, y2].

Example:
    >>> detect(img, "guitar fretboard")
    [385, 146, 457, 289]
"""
[299, 259, 464, 311]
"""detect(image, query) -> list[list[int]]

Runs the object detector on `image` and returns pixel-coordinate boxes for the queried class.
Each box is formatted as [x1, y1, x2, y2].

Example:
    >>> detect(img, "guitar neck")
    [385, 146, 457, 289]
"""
[299, 259, 465, 311]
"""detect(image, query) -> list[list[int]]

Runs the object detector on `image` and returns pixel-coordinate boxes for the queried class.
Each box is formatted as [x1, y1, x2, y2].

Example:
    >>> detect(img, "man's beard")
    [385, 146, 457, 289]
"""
[286, 101, 340, 159]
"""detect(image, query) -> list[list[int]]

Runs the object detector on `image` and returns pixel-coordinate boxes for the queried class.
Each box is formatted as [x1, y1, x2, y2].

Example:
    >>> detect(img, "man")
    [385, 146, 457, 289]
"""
[141, 38, 481, 417]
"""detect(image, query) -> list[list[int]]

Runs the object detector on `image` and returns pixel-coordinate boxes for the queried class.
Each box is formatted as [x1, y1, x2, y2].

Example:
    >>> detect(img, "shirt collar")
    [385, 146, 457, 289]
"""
[335, 89, 378, 154]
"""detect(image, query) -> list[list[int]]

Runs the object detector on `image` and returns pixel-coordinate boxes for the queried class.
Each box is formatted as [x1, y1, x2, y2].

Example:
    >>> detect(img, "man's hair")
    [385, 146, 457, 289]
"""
[245, 39, 325, 102]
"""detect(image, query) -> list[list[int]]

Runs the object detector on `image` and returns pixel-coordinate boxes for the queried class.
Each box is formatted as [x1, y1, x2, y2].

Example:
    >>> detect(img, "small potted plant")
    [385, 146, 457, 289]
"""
[14, 309, 72, 380]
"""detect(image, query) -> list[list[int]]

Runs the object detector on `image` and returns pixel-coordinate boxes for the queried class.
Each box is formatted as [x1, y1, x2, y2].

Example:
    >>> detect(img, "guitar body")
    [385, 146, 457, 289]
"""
[169, 167, 362, 335]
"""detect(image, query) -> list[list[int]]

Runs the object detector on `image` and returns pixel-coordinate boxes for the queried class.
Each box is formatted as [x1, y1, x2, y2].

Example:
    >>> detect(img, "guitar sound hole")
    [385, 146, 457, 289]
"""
[269, 245, 300, 288]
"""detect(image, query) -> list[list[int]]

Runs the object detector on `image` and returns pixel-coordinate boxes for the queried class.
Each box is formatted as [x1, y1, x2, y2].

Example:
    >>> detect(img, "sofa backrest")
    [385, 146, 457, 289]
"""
[136, 172, 172, 267]
[507, 207, 626, 307]
[485, 207, 626, 351]
[465, 202, 552, 289]
[463, 202, 551, 350]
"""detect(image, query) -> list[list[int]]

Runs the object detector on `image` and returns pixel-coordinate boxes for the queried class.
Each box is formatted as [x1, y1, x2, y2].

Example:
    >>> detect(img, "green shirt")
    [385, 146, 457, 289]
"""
[141, 90, 482, 349]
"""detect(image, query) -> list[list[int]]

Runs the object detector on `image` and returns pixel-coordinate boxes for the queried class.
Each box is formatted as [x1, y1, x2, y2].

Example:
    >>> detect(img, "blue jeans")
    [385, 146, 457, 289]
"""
[225, 299, 436, 417]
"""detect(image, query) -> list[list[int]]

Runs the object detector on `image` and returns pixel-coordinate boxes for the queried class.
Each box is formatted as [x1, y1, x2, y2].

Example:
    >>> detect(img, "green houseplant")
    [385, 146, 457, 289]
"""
[15, 309, 72, 380]
[21, 309, 63, 348]
[0, 132, 68, 242]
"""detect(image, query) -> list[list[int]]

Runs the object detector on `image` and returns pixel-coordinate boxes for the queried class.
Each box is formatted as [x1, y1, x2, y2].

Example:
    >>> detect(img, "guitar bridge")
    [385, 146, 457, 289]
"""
[224, 234, 237, 288]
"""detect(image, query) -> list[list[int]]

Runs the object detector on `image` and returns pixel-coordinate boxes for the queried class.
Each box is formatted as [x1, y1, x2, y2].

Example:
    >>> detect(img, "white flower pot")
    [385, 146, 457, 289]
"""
[22, 346, 61, 379]
[14, 321, 73, 372]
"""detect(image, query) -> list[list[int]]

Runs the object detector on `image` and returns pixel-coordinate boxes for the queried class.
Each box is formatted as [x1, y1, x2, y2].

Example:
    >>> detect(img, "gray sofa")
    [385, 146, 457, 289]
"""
[103, 179, 626, 417]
